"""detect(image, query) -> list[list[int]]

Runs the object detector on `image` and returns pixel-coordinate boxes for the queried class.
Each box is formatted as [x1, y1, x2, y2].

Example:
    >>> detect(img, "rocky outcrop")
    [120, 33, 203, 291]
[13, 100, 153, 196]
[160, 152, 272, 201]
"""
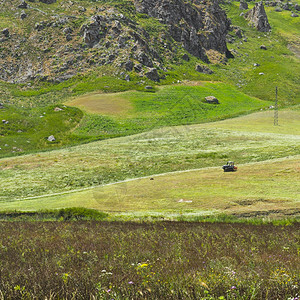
[239, 1, 248, 10]
[245, 1, 271, 32]
[133, 0, 231, 62]
[195, 64, 213, 74]
[81, 15, 108, 47]
[145, 68, 160, 82]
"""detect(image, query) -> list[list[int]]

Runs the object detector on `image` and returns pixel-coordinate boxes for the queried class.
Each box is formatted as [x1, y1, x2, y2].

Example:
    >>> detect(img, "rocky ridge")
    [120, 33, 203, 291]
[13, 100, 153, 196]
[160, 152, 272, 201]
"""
[0, 0, 231, 83]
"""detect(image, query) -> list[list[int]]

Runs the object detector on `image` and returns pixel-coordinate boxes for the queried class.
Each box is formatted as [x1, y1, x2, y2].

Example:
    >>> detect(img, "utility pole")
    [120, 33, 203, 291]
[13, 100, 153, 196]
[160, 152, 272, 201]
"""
[274, 86, 278, 126]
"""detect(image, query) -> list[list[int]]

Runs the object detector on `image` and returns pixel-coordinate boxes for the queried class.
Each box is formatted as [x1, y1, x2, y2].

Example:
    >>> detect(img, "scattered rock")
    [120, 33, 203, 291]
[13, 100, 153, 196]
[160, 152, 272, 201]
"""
[81, 15, 108, 47]
[235, 28, 243, 38]
[66, 34, 72, 41]
[245, 1, 271, 32]
[78, 6, 86, 12]
[54, 107, 63, 112]
[145, 86, 153, 90]
[63, 27, 73, 35]
[0, 103, 4, 109]
[239, 1, 248, 10]
[259, 72, 264, 75]
[2, 28, 9, 37]
[291, 12, 298, 17]
[35, 22, 46, 31]
[295, 4, 300, 11]
[205, 96, 219, 104]
[124, 60, 134, 71]
[2, 120, 9, 124]
[20, 11, 27, 20]
[274, 7, 282, 12]
[282, 3, 290, 10]
[47, 135, 56, 142]
[145, 68, 160, 82]
[195, 64, 213, 74]
[134, 63, 143, 72]
[137, 51, 153, 68]
[125, 74, 130, 82]
[254, 63, 260, 66]
[18, 1, 28, 9]
[182, 54, 190, 61]
[260, 44, 267, 50]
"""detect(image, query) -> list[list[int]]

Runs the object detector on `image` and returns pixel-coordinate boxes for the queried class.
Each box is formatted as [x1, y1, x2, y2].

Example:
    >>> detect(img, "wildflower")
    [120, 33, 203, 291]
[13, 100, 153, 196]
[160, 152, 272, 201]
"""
[107, 289, 111, 293]
[231, 286, 236, 290]
[128, 281, 134, 284]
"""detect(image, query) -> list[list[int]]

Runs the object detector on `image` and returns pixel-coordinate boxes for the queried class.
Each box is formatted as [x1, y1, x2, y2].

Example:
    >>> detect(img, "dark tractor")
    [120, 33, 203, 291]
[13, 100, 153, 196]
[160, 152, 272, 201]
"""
[222, 161, 237, 172]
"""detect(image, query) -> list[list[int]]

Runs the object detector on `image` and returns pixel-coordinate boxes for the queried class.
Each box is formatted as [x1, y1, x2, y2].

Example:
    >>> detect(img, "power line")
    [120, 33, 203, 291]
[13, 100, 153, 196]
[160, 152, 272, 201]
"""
[274, 86, 278, 126]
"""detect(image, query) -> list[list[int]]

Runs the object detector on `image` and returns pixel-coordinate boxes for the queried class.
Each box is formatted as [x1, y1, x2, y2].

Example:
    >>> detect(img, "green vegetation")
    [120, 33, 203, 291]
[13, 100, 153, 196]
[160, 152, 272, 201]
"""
[1, 221, 299, 299]
[0, 104, 84, 158]
[1, 82, 270, 157]
[1, 108, 299, 211]
[0, 207, 108, 221]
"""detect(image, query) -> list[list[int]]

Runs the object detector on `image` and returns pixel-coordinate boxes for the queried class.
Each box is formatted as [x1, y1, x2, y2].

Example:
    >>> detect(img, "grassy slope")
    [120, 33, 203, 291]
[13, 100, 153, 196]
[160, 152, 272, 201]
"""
[68, 82, 271, 138]
[216, 1, 300, 104]
[1, 108, 299, 213]
[3, 156, 299, 216]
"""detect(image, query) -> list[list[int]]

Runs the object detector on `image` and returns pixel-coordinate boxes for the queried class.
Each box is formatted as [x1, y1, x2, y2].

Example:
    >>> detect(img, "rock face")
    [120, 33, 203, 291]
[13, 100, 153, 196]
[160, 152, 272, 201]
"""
[245, 1, 271, 32]
[0, 0, 231, 83]
[133, 0, 231, 62]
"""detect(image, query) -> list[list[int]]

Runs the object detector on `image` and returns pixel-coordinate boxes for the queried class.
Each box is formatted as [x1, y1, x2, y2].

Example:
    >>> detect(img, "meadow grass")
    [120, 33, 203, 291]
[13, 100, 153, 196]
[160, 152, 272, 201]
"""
[0, 108, 299, 212]
[0, 221, 299, 299]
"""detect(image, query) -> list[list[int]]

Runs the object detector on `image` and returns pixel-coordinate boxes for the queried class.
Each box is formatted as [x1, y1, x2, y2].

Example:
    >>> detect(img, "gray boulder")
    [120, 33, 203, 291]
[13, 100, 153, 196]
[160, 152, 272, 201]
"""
[195, 64, 213, 74]
[239, 1, 248, 10]
[245, 1, 271, 32]
[124, 60, 134, 71]
[182, 54, 190, 61]
[18, 1, 28, 9]
[2, 28, 9, 37]
[47, 135, 56, 142]
[205, 96, 219, 104]
[145, 68, 160, 82]
[137, 52, 153, 68]
[0, 103, 4, 109]
[81, 15, 107, 47]
[291, 12, 299, 17]
[20, 11, 27, 19]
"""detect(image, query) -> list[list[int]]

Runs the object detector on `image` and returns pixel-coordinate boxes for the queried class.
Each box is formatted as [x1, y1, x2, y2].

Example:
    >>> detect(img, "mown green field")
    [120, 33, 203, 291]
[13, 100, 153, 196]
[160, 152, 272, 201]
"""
[1, 108, 299, 217]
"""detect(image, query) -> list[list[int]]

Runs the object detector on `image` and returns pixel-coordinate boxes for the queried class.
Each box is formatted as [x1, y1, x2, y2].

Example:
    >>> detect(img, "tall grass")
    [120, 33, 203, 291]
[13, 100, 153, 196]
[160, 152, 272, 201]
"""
[0, 221, 298, 299]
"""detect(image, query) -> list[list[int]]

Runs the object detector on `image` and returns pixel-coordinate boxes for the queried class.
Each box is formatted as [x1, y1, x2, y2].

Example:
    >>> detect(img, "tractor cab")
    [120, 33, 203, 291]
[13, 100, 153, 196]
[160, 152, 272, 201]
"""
[222, 161, 237, 172]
